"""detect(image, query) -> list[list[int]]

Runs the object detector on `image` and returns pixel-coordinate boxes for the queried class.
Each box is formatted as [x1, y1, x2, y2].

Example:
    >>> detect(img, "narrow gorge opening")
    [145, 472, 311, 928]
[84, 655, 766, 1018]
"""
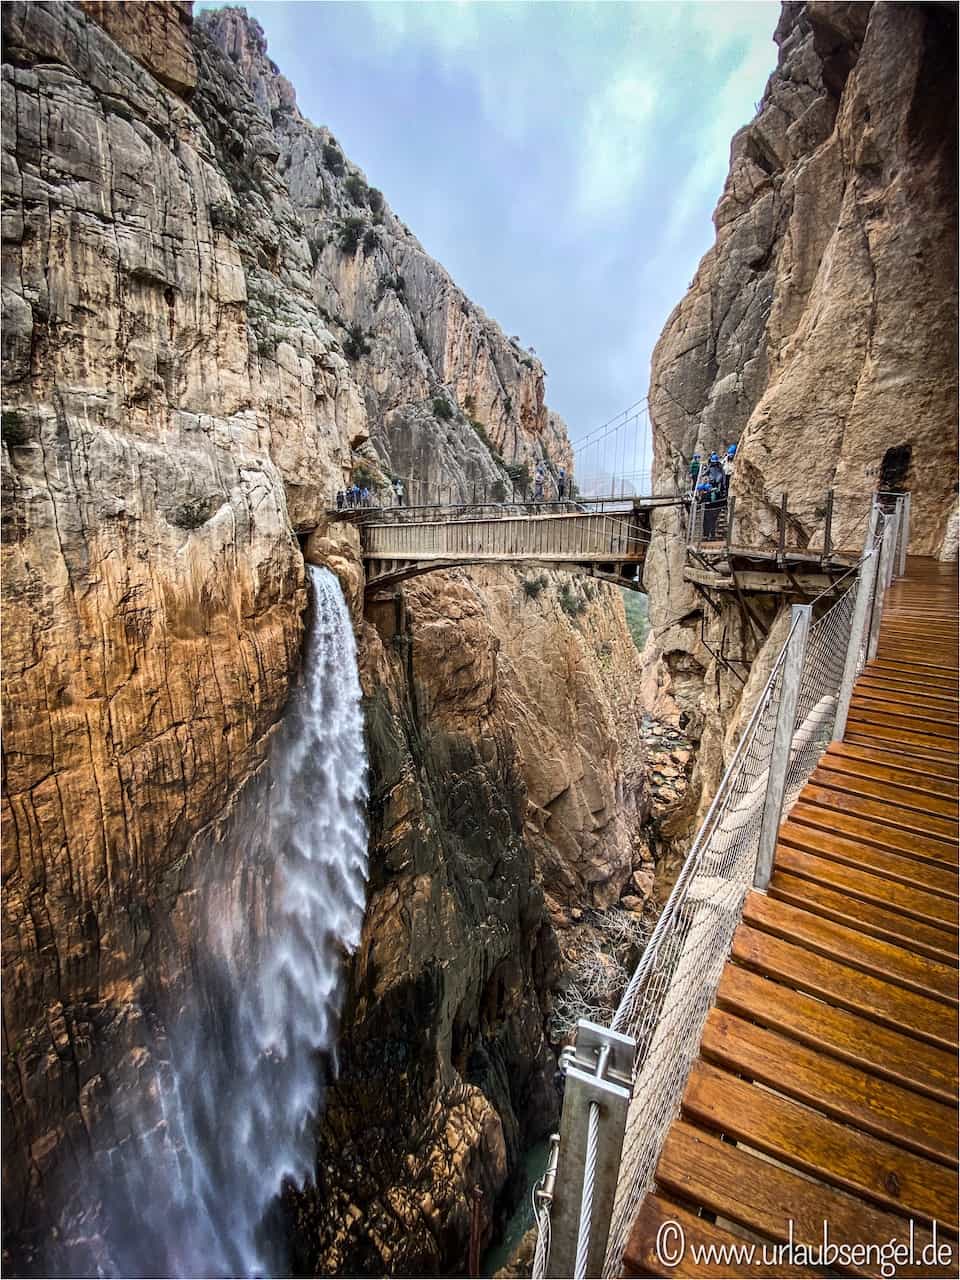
[55, 569, 368, 1278]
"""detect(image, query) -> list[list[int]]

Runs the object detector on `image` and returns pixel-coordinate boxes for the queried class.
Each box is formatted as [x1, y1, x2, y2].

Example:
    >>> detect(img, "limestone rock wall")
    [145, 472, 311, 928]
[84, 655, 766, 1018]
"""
[1, 0, 342, 1235]
[644, 0, 957, 806]
[291, 566, 664, 1276]
[2, 2, 662, 1270]
[199, 6, 572, 506]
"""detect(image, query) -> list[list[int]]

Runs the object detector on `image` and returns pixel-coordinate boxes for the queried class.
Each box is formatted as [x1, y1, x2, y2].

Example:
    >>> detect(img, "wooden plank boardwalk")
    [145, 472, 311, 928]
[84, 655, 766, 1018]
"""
[624, 557, 959, 1279]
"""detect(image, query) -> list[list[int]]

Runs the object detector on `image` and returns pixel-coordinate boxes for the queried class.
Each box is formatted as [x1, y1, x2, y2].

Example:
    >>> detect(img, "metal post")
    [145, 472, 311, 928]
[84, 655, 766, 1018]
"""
[886, 503, 900, 588]
[898, 492, 911, 577]
[777, 492, 788, 564]
[546, 1021, 635, 1280]
[868, 518, 897, 661]
[833, 548, 879, 743]
[755, 604, 812, 889]
[861, 501, 880, 557]
[725, 495, 736, 555]
[890, 496, 905, 583]
[822, 489, 834, 563]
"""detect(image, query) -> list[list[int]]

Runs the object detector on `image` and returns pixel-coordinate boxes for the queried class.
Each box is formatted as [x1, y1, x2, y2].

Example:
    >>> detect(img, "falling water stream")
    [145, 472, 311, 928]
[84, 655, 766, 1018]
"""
[84, 567, 368, 1277]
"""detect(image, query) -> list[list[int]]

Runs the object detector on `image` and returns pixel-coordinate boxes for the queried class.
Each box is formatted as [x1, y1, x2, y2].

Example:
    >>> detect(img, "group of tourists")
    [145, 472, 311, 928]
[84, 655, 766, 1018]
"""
[689, 443, 737, 540]
[533, 462, 567, 502]
[336, 484, 373, 509]
[336, 478, 405, 510]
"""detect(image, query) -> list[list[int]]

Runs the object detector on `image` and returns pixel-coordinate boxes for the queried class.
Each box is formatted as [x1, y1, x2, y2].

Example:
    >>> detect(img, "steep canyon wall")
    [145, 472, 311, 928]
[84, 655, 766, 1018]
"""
[644, 0, 958, 808]
[1, 3, 665, 1272]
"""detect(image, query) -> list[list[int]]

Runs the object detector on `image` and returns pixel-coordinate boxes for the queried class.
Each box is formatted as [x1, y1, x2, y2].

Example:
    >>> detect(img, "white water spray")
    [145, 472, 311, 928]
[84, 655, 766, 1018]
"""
[89, 567, 368, 1277]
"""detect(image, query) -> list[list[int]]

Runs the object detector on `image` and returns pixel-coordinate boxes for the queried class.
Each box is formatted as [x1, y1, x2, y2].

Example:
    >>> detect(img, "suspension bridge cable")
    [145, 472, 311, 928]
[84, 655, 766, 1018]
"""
[572, 399, 648, 453]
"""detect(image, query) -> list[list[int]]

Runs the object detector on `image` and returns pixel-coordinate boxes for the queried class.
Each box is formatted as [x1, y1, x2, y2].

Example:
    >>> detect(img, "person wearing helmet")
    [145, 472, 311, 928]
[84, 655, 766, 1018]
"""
[706, 452, 725, 490]
[688, 453, 701, 490]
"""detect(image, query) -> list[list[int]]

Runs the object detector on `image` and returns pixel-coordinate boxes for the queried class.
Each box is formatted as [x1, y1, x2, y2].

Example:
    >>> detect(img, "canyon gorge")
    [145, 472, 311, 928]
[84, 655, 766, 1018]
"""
[1, 1, 956, 1277]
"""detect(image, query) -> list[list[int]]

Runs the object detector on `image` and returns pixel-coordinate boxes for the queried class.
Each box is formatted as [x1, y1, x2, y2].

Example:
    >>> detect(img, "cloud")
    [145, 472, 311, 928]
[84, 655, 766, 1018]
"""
[576, 71, 658, 218]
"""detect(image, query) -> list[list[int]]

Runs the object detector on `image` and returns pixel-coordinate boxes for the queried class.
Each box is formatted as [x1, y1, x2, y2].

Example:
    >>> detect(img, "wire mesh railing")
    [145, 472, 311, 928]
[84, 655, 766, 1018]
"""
[780, 581, 857, 813]
[535, 494, 907, 1280]
[599, 638, 788, 1276]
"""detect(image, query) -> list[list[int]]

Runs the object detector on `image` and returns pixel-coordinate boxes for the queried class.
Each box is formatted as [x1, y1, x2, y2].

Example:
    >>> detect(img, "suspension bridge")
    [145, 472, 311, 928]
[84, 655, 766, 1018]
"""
[332, 400, 866, 601]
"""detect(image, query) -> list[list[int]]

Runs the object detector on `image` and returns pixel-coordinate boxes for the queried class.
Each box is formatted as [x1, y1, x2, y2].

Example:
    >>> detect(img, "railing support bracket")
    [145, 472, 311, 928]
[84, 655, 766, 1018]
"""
[546, 1021, 635, 1279]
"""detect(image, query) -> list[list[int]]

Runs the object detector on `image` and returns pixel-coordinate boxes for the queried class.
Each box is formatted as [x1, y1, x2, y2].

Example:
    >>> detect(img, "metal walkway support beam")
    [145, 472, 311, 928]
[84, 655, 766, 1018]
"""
[755, 603, 812, 889]
[546, 1021, 635, 1280]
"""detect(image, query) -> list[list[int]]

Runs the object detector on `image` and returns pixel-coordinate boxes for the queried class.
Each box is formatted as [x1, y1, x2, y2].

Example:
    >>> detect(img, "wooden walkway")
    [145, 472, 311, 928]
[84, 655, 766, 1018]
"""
[624, 557, 959, 1278]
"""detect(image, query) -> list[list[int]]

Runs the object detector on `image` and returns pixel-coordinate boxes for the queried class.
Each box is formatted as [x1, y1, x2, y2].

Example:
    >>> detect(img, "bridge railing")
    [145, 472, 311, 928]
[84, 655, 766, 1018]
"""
[536, 495, 909, 1279]
[363, 511, 647, 561]
[686, 488, 909, 561]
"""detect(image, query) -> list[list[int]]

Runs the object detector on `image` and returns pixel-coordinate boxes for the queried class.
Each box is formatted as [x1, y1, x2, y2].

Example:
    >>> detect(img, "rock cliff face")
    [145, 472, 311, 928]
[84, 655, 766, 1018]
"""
[288, 567, 660, 1276]
[643, 0, 957, 805]
[198, 6, 571, 508]
[2, 3, 662, 1272]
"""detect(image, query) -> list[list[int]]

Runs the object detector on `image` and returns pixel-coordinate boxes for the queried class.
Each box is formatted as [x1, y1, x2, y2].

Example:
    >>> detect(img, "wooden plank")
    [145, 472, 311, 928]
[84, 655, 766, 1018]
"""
[731, 924, 958, 1049]
[853, 679, 960, 706]
[780, 816, 958, 893]
[624, 1193, 821, 1278]
[837, 735, 960, 779]
[869, 654, 960, 676]
[716, 964, 958, 1102]
[786, 806, 959, 879]
[770, 859, 958, 951]
[808, 762, 957, 814]
[859, 669, 960, 698]
[656, 1122, 959, 1278]
[821, 745, 959, 800]
[681, 1061, 959, 1229]
[845, 728, 960, 766]
[844, 718, 960, 759]
[826, 739, 959, 786]
[700, 1008, 958, 1165]
[798, 782, 957, 842]
[742, 894, 958, 1004]
[845, 704, 960, 744]
[850, 696, 959, 730]
[855, 677, 959, 708]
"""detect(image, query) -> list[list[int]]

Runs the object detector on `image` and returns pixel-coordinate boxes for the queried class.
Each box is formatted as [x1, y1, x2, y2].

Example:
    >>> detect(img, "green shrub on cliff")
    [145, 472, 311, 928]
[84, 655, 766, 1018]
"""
[345, 174, 368, 205]
[342, 323, 371, 361]
[338, 216, 365, 254]
[559, 582, 586, 618]
[322, 141, 345, 175]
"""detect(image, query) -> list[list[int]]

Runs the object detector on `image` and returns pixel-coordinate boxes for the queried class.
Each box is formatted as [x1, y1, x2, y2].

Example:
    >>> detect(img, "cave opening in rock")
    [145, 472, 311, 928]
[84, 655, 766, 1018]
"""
[880, 443, 912, 492]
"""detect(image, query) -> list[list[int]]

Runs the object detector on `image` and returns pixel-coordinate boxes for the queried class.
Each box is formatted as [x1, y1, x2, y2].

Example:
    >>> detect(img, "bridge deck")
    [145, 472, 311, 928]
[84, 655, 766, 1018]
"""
[361, 509, 651, 592]
[624, 557, 959, 1278]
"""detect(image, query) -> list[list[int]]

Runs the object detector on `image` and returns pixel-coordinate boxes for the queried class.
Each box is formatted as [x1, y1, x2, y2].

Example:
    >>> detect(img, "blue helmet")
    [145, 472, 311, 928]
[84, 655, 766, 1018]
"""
[709, 452, 719, 463]
[697, 482, 711, 492]
[692, 453, 701, 460]
[727, 443, 737, 457]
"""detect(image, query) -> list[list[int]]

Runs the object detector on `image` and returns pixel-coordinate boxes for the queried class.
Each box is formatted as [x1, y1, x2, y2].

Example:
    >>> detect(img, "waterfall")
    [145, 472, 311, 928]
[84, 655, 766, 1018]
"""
[84, 567, 369, 1277]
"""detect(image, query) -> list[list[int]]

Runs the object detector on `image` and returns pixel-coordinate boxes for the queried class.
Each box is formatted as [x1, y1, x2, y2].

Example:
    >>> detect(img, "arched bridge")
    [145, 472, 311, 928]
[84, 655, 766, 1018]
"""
[359, 509, 652, 593]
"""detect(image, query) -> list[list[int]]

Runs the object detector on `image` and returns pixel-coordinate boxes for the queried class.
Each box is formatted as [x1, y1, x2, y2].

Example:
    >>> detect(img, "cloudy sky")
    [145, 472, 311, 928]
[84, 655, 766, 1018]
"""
[199, 1, 779, 458]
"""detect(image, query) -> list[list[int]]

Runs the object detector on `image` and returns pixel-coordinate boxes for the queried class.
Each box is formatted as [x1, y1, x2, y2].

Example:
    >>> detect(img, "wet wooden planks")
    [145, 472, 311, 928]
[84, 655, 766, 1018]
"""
[624, 558, 959, 1278]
